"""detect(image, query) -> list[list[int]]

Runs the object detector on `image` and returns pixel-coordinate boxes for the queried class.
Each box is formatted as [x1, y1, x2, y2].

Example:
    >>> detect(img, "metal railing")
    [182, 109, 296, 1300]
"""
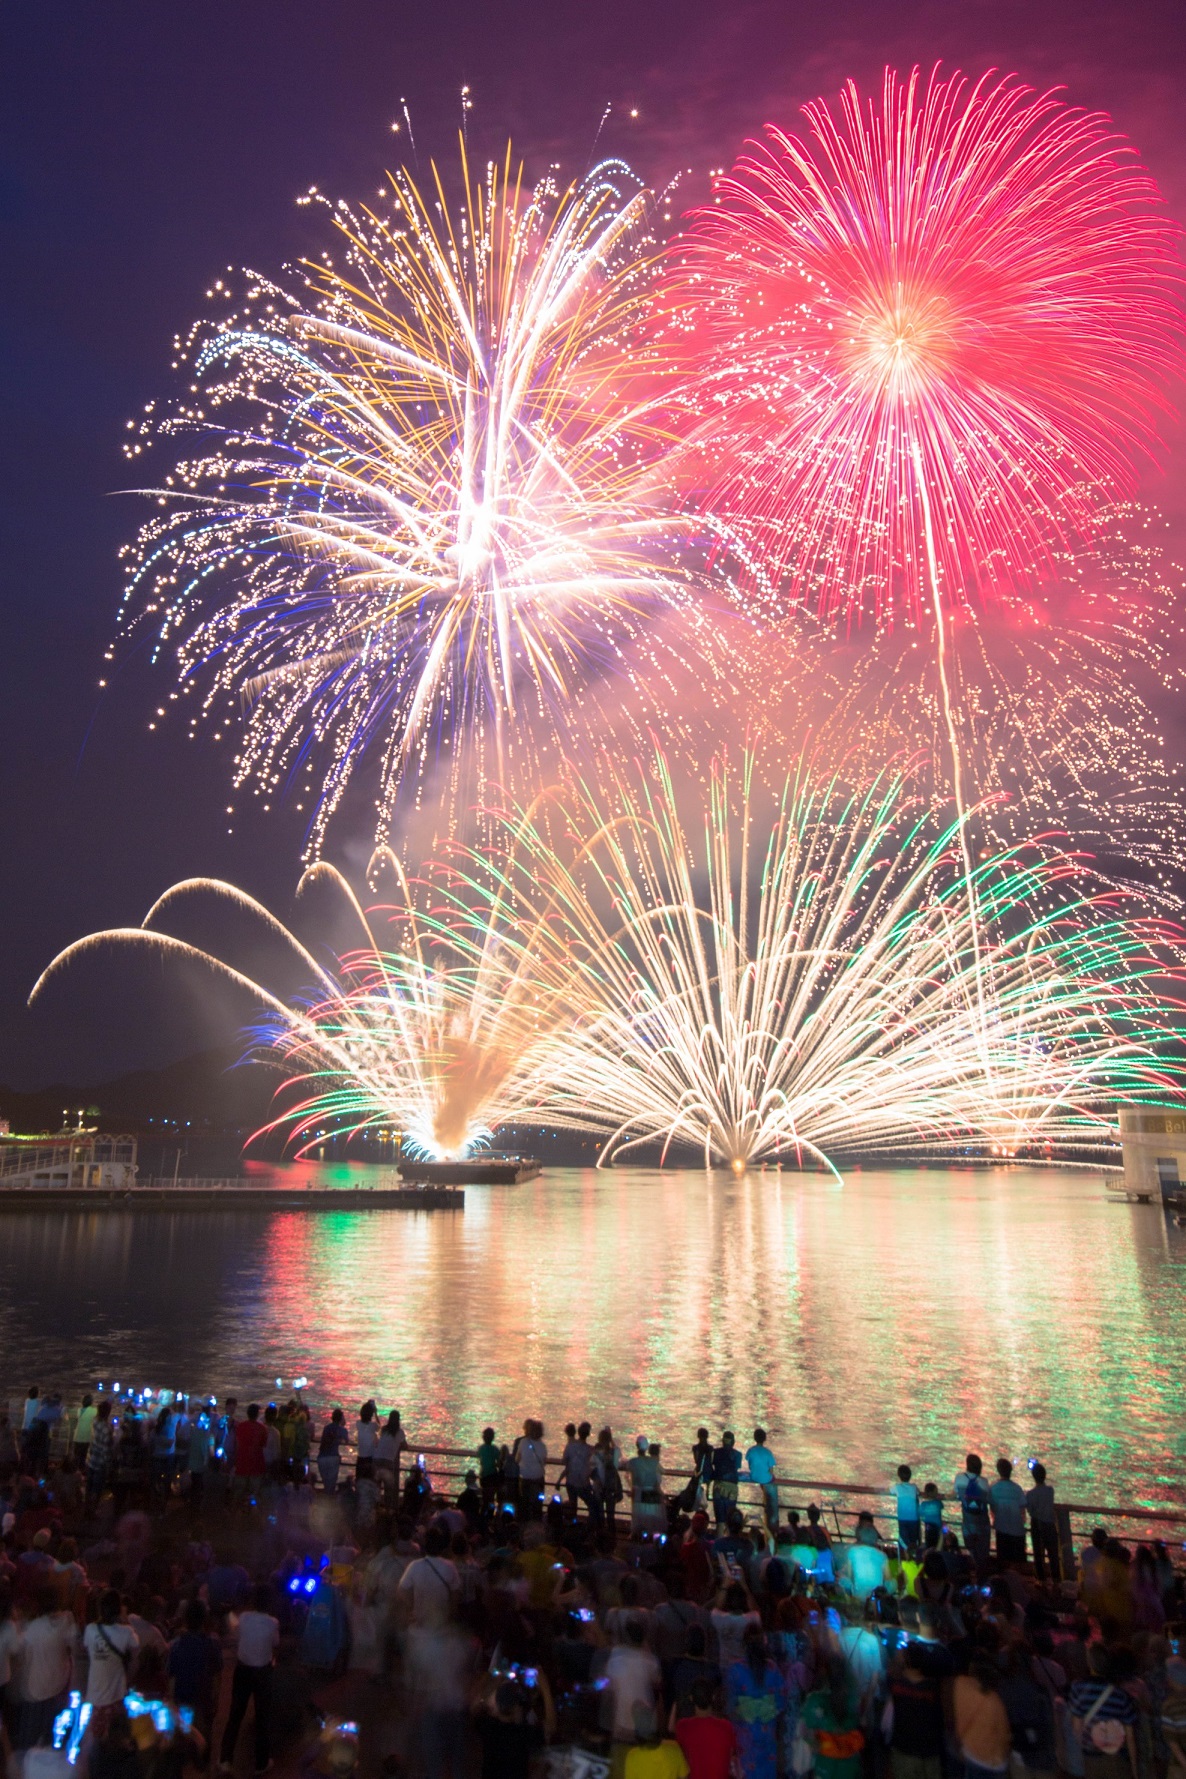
[13, 1402, 1185, 1559]
[361, 1442, 1186, 1556]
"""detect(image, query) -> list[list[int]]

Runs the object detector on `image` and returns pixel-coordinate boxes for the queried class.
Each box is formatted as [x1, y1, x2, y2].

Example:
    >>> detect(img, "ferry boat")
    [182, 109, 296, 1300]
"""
[0, 1123, 139, 1191]
[397, 1153, 541, 1186]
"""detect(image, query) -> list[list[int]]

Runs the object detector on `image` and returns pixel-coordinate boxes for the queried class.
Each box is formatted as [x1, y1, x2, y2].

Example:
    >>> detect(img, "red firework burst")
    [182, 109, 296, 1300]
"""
[670, 66, 1184, 625]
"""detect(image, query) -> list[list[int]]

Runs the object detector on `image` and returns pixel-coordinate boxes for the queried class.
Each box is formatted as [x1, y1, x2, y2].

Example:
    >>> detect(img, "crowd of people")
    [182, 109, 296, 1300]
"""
[0, 1384, 1182, 1779]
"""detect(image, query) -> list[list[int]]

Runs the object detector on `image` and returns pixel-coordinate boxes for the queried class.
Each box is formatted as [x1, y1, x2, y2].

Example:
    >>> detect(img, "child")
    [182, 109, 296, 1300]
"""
[894, 1464, 921, 1551]
[920, 1482, 944, 1548]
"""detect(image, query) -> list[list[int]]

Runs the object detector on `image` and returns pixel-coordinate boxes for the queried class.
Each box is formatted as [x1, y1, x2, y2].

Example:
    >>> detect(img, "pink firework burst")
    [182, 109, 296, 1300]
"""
[670, 66, 1184, 625]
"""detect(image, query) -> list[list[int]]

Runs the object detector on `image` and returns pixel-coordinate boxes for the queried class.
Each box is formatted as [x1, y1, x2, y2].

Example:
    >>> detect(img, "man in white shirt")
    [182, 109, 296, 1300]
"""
[515, 1422, 547, 1517]
[605, 1620, 662, 1756]
[18, 1596, 77, 1750]
[82, 1591, 139, 1711]
[744, 1429, 779, 1531]
[219, 1585, 279, 1775]
[397, 1527, 461, 1626]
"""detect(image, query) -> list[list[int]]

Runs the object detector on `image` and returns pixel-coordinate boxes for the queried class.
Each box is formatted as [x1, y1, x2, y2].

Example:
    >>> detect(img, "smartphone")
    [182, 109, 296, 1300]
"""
[178, 1707, 194, 1733]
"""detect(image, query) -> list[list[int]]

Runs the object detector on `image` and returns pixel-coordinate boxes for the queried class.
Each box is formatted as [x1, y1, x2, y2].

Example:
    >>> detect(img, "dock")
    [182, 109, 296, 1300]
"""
[0, 1182, 463, 1211]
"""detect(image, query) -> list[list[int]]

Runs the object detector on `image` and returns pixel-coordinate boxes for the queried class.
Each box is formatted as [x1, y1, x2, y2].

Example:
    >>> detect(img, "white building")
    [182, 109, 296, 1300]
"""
[1119, 1109, 1186, 1202]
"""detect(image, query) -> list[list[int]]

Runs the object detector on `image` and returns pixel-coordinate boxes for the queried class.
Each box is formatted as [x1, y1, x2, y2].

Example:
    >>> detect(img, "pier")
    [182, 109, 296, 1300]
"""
[0, 1179, 463, 1211]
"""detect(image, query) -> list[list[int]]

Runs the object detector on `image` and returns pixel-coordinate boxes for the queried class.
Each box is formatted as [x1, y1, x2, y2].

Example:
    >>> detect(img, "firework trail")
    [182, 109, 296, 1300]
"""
[28, 754, 1186, 1176]
[479, 751, 1186, 1172]
[728, 506, 1186, 884]
[28, 859, 577, 1162]
[119, 144, 713, 856]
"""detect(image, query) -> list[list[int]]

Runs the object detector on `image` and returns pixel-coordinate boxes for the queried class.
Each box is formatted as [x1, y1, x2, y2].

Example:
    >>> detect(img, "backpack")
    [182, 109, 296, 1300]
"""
[963, 1475, 989, 1519]
[1084, 1687, 1126, 1756]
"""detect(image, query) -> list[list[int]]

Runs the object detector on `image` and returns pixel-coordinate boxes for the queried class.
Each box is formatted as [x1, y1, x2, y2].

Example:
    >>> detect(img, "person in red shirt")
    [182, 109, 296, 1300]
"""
[232, 1403, 268, 1492]
[680, 1512, 716, 1605]
[675, 1678, 737, 1779]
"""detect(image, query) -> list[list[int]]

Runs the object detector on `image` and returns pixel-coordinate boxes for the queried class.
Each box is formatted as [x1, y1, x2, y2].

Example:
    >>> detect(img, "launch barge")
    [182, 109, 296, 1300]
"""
[397, 1154, 541, 1185]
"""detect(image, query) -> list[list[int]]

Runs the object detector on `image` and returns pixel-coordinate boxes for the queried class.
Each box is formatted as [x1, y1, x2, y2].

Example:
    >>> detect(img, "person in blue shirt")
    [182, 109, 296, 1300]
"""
[894, 1464, 921, 1551]
[988, 1458, 1027, 1567]
[745, 1428, 779, 1530]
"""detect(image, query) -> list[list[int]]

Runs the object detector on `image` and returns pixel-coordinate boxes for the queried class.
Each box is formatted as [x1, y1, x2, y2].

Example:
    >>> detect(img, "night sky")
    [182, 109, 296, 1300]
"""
[3, 0, 1185, 1090]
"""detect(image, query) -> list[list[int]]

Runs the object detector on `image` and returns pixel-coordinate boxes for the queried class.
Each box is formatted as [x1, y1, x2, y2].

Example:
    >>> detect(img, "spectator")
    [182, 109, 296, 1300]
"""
[473, 1675, 553, 1779]
[989, 1459, 1028, 1567]
[1026, 1463, 1060, 1583]
[955, 1455, 992, 1576]
[919, 1483, 944, 1549]
[888, 1641, 946, 1779]
[840, 1522, 889, 1602]
[167, 1599, 222, 1744]
[218, 1581, 279, 1775]
[17, 1588, 76, 1752]
[397, 1526, 461, 1626]
[562, 1422, 602, 1529]
[232, 1403, 268, 1496]
[711, 1434, 742, 1526]
[82, 1590, 138, 1725]
[316, 1410, 349, 1495]
[725, 1625, 787, 1779]
[606, 1619, 663, 1773]
[894, 1465, 921, 1551]
[711, 1580, 761, 1671]
[744, 1430, 779, 1531]
[675, 1675, 736, 1778]
[1069, 1646, 1139, 1779]
[802, 1656, 865, 1779]
[669, 1627, 722, 1725]
[73, 1397, 96, 1466]
[953, 1655, 1012, 1779]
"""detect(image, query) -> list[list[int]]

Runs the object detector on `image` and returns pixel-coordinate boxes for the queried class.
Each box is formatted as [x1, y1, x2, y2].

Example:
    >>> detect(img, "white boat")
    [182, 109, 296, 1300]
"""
[0, 1124, 138, 1191]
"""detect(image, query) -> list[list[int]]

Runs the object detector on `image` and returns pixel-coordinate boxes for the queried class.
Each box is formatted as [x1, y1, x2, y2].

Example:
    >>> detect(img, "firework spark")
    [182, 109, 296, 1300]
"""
[484, 752, 1186, 1172]
[119, 145, 710, 855]
[27, 754, 1186, 1175]
[728, 506, 1186, 883]
[28, 860, 575, 1162]
[670, 65, 1183, 624]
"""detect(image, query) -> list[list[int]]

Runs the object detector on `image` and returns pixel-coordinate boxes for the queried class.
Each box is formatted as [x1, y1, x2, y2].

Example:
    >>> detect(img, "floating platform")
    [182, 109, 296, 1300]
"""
[0, 1184, 463, 1212]
[397, 1154, 541, 1185]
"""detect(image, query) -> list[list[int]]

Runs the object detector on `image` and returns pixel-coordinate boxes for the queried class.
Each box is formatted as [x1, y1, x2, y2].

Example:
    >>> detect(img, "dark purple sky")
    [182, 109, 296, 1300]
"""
[3, 0, 1184, 1089]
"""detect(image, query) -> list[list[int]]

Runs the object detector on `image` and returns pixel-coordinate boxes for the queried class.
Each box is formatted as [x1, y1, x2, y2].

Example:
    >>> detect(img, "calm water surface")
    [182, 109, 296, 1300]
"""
[0, 1164, 1183, 1510]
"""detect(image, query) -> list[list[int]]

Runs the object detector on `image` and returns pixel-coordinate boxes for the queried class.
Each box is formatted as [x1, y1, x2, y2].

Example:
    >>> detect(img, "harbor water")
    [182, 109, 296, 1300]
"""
[0, 1163, 1182, 1512]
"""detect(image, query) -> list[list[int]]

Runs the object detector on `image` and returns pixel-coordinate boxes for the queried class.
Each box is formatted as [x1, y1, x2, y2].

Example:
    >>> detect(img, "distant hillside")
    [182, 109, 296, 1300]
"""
[0, 1052, 610, 1165]
[0, 1045, 281, 1136]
